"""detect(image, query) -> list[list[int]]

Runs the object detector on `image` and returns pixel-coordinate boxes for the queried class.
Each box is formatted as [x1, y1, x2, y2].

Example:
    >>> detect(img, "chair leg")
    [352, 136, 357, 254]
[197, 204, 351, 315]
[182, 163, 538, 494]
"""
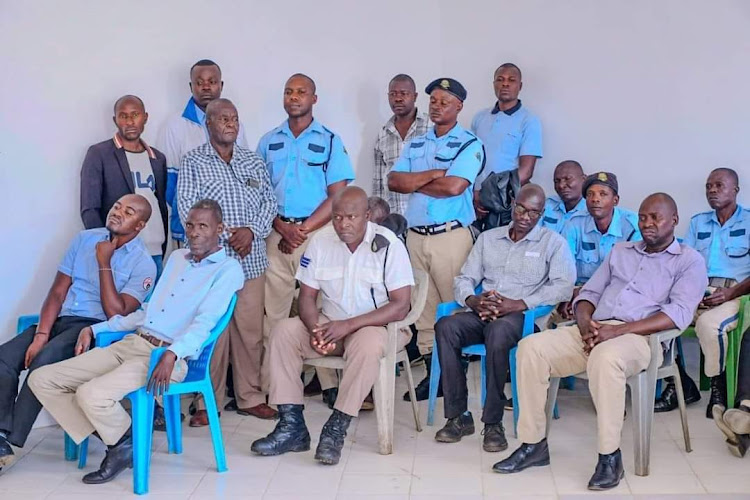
[480, 354, 487, 408]
[130, 389, 155, 495]
[78, 437, 89, 469]
[630, 372, 656, 476]
[201, 386, 227, 472]
[426, 338, 441, 426]
[401, 360, 422, 432]
[373, 357, 396, 455]
[510, 347, 520, 438]
[545, 378, 561, 438]
[671, 369, 692, 453]
[164, 394, 182, 454]
[63, 432, 78, 461]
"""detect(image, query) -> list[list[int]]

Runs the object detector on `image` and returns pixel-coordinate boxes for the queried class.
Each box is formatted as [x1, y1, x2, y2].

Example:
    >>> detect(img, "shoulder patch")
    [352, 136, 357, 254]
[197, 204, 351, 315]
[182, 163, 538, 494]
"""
[300, 254, 311, 268]
[143, 277, 153, 291]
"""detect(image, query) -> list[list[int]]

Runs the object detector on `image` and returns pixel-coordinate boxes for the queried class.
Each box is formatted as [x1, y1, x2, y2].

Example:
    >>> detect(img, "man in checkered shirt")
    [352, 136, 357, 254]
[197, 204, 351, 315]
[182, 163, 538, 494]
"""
[178, 98, 278, 425]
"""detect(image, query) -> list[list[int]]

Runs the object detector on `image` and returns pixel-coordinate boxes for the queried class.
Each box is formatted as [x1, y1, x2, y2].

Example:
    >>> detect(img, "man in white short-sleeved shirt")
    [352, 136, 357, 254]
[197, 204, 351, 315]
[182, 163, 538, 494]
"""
[251, 187, 414, 466]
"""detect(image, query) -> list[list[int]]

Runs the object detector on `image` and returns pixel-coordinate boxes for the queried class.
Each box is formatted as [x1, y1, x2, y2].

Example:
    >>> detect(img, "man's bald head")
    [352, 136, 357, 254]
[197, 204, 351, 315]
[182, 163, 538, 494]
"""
[639, 193, 679, 250]
[516, 183, 546, 207]
[126, 193, 152, 222]
[332, 186, 368, 212]
[332, 186, 370, 247]
[554, 160, 583, 177]
[641, 192, 678, 217]
[205, 98, 237, 120]
[106, 193, 152, 237]
[113, 95, 145, 115]
[287, 73, 316, 94]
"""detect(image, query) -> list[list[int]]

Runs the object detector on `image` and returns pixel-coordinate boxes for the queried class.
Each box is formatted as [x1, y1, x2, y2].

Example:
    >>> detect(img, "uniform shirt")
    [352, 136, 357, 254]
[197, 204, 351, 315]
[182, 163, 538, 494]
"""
[454, 223, 576, 309]
[574, 240, 708, 331]
[541, 196, 588, 233]
[391, 123, 484, 227]
[562, 207, 642, 284]
[177, 143, 277, 280]
[684, 204, 750, 283]
[256, 119, 355, 218]
[157, 98, 250, 241]
[471, 100, 542, 187]
[373, 111, 431, 215]
[296, 222, 414, 321]
[91, 248, 244, 360]
[59, 228, 156, 321]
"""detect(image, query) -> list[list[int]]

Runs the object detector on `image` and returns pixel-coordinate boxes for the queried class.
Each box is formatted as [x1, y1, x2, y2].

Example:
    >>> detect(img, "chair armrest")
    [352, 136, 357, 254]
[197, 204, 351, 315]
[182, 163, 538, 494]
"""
[95, 330, 135, 348]
[17, 315, 40, 334]
[647, 328, 682, 373]
[521, 304, 555, 338]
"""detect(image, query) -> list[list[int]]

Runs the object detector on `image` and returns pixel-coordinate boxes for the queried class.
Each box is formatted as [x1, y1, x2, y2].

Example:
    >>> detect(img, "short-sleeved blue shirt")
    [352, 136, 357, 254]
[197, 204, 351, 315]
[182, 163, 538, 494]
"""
[391, 123, 484, 227]
[684, 204, 750, 282]
[256, 119, 355, 218]
[562, 207, 642, 284]
[471, 100, 542, 186]
[58, 228, 157, 320]
[541, 196, 588, 233]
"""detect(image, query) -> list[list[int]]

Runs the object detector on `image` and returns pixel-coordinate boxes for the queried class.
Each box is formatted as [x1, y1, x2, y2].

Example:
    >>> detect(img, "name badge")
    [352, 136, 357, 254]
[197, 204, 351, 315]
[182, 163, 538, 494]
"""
[246, 178, 260, 189]
[525, 251, 540, 257]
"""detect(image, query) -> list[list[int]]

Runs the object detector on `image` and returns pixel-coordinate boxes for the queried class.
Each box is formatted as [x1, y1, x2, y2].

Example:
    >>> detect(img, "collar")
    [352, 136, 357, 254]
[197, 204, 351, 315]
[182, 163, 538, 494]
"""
[491, 99, 522, 116]
[181, 97, 206, 126]
[186, 247, 228, 265]
[96, 228, 141, 253]
[427, 122, 462, 141]
[113, 133, 156, 160]
[280, 118, 323, 138]
[634, 238, 682, 256]
[205, 141, 237, 163]
[385, 109, 428, 133]
[550, 196, 586, 215]
[710, 204, 743, 226]
[584, 207, 624, 237]
[498, 222, 542, 243]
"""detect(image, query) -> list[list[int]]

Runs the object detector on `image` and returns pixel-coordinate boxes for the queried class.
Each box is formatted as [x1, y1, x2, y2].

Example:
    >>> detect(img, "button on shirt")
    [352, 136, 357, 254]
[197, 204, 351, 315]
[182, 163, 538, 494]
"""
[296, 223, 414, 321]
[562, 207, 642, 284]
[541, 196, 588, 233]
[59, 228, 156, 321]
[454, 224, 576, 309]
[684, 205, 750, 282]
[373, 112, 431, 215]
[471, 100, 542, 187]
[177, 143, 277, 280]
[158, 97, 250, 241]
[391, 123, 485, 227]
[91, 248, 244, 360]
[256, 120, 355, 218]
[574, 240, 708, 331]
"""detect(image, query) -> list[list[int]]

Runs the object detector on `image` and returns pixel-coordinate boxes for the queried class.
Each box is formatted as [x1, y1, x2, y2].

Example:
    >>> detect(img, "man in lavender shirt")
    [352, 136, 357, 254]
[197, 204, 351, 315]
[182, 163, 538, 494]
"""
[493, 193, 708, 490]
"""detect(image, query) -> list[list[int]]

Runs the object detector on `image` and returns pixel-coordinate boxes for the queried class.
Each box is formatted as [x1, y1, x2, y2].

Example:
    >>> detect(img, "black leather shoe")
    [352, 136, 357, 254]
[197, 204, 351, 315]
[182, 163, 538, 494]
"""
[224, 398, 238, 412]
[0, 435, 14, 468]
[492, 439, 550, 473]
[251, 404, 311, 456]
[482, 423, 508, 452]
[82, 436, 133, 484]
[322, 388, 338, 409]
[304, 373, 322, 397]
[588, 449, 624, 490]
[654, 377, 701, 413]
[706, 374, 728, 419]
[315, 409, 352, 465]
[435, 412, 475, 443]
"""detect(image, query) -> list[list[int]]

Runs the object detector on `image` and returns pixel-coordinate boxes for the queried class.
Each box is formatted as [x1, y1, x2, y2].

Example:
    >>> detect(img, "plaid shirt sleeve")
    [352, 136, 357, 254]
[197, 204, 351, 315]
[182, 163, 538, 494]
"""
[244, 154, 277, 240]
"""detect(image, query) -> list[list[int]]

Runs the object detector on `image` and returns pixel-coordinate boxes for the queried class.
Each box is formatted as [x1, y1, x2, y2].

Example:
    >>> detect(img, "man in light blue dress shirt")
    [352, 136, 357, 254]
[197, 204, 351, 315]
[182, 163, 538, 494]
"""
[542, 160, 588, 233]
[30, 199, 244, 485]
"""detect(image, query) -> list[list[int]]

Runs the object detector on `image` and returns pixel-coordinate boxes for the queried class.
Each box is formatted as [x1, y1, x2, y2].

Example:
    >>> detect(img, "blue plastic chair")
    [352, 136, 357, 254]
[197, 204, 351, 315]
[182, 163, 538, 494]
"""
[425, 293, 555, 437]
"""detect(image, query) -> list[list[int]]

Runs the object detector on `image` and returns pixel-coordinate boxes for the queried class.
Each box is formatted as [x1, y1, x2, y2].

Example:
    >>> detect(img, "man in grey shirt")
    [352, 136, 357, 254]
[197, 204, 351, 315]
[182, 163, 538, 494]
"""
[433, 184, 575, 453]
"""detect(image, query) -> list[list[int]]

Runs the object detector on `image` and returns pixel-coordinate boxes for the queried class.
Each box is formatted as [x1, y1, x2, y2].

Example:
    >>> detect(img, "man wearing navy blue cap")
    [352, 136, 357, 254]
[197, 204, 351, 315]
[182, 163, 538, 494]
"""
[389, 77, 485, 401]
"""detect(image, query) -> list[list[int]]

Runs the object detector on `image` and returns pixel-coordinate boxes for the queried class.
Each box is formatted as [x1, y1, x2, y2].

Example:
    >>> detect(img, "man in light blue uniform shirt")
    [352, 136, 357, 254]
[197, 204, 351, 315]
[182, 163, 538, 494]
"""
[389, 77, 484, 401]
[30, 199, 244, 485]
[672, 168, 750, 418]
[472, 63, 542, 221]
[542, 160, 588, 233]
[257, 73, 355, 402]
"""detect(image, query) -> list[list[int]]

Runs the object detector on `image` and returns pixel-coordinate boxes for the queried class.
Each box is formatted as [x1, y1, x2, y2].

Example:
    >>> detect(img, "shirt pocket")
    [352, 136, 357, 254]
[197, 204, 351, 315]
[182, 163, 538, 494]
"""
[266, 144, 288, 185]
[304, 143, 328, 168]
[314, 266, 345, 299]
[501, 132, 522, 156]
[520, 251, 546, 284]
[360, 266, 386, 308]
[408, 145, 427, 171]
[577, 244, 600, 280]
[726, 238, 749, 258]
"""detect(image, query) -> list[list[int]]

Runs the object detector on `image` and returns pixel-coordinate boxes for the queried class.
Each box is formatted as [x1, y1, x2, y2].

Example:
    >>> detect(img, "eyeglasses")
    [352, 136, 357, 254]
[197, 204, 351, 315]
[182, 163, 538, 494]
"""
[513, 204, 542, 219]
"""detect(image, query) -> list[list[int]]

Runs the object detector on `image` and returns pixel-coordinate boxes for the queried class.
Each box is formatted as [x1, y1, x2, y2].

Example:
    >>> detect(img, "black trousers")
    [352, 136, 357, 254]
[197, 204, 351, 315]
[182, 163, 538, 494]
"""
[435, 311, 524, 424]
[736, 328, 750, 406]
[0, 315, 98, 447]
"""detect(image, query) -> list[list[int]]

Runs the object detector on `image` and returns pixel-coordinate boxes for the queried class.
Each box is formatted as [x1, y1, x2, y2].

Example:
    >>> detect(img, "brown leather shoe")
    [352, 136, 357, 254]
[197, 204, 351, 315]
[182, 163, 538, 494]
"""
[237, 403, 279, 420]
[189, 409, 213, 427]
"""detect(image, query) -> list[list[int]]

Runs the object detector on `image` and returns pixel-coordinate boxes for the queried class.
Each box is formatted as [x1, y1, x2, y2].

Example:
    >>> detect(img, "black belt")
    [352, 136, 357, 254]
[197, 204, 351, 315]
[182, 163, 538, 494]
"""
[410, 220, 463, 236]
[278, 215, 308, 224]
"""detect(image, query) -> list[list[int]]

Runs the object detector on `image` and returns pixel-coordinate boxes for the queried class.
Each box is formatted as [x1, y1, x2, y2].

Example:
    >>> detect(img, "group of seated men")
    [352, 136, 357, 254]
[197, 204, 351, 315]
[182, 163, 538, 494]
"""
[0, 56, 747, 492]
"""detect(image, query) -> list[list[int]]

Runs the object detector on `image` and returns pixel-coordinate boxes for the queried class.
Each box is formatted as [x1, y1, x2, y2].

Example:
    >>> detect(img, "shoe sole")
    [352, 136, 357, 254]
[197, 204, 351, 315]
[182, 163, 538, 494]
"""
[493, 456, 550, 474]
[81, 464, 133, 485]
[483, 442, 509, 453]
[712, 405, 738, 444]
[251, 441, 311, 456]
[237, 410, 279, 420]
[724, 409, 750, 436]
[435, 426, 475, 443]
[587, 469, 625, 491]
[314, 453, 340, 465]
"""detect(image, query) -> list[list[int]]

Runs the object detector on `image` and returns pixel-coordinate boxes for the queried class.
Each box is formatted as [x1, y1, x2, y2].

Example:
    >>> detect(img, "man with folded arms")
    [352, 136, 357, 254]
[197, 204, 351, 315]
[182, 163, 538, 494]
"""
[494, 193, 707, 490]
[29, 199, 243, 484]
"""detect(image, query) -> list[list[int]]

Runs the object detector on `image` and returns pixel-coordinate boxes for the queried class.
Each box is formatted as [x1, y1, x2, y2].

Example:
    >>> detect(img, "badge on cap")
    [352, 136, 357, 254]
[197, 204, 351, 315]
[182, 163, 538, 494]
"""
[598, 172, 608, 182]
[440, 79, 450, 89]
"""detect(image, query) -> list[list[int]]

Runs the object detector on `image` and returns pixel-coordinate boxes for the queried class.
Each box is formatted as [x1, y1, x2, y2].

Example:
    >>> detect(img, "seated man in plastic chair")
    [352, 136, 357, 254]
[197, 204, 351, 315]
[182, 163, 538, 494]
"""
[28, 199, 243, 484]
[494, 193, 707, 490]
[433, 184, 576, 452]
[713, 321, 750, 457]
[251, 186, 413, 465]
[0, 194, 156, 469]
[661, 168, 749, 417]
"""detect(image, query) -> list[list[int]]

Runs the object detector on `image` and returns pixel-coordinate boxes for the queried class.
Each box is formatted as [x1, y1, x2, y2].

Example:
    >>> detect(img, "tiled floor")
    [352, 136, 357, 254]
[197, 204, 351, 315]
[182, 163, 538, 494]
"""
[1, 355, 748, 499]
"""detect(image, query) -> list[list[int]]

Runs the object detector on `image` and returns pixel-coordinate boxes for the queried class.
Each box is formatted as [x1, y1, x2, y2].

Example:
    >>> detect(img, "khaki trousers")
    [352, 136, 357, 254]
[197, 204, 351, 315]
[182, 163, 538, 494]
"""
[695, 298, 741, 377]
[406, 227, 474, 355]
[268, 316, 410, 417]
[28, 334, 187, 445]
[197, 275, 265, 410]
[264, 225, 337, 390]
[516, 321, 657, 454]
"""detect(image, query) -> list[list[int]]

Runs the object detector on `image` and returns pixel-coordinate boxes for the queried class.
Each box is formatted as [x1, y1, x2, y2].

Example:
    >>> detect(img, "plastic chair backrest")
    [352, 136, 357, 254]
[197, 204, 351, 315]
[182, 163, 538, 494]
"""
[182, 294, 237, 383]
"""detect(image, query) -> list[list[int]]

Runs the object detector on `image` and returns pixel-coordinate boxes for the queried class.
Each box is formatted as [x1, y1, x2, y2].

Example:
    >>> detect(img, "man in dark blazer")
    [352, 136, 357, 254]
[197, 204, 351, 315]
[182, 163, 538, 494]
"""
[80, 95, 168, 274]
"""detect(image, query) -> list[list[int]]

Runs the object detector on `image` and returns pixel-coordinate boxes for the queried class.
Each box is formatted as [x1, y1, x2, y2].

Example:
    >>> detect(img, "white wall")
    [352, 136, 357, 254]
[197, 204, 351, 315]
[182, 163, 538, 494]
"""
[1, 0, 749, 339]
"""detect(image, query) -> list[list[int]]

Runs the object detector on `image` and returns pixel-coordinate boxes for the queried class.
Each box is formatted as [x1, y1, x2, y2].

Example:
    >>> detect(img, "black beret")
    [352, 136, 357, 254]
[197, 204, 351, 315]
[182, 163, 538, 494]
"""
[582, 172, 619, 196]
[425, 78, 467, 102]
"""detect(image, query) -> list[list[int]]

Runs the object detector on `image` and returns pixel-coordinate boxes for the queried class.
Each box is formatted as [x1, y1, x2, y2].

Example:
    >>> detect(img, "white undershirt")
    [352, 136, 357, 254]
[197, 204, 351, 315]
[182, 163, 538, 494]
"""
[126, 151, 165, 255]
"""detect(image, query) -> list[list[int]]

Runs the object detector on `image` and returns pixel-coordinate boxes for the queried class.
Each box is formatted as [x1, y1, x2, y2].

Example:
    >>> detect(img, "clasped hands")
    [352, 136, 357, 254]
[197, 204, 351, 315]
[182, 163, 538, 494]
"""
[580, 319, 622, 355]
[466, 290, 526, 322]
[309, 319, 352, 355]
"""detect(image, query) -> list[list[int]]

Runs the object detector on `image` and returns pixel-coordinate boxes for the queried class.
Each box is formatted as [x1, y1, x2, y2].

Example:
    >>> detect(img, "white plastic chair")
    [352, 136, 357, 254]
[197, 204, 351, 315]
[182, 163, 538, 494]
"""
[304, 269, 428, 454]
[544, 328, 691, 476]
